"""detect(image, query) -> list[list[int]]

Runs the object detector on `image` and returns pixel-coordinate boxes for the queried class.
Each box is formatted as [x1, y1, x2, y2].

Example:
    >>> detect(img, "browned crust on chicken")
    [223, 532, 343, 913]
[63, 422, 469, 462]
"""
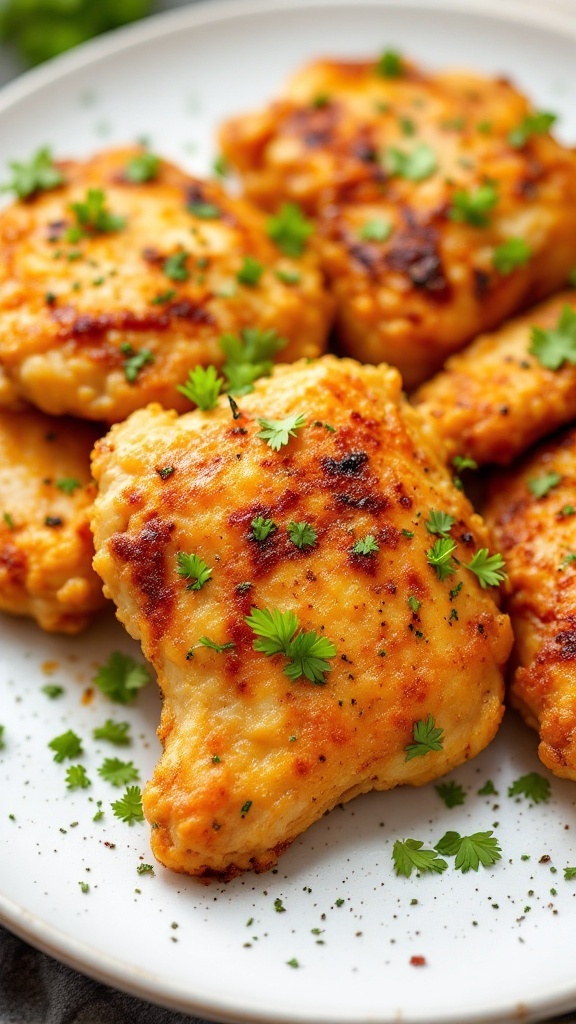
[91, 356, 511, 877]
[484, 429, 576, 779]
[0, 147, 332, 422]
[0, 408, 105, 632]
[413, 292, 576, 465]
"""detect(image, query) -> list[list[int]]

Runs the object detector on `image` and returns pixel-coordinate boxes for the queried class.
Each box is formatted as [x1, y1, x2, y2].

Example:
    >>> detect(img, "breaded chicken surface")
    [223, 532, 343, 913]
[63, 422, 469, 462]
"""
[221, 57, 576, 387]
[0, 409, 105, 632]
[91, 356, 512, 878]
[413, 293, 576, 465]
[485, 429, 576, 780]
[0, 147, 331, 423]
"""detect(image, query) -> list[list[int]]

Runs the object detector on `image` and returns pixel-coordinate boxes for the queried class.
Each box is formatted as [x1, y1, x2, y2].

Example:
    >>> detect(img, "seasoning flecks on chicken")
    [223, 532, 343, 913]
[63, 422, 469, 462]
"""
[484, 429, 576, 781]
[220, 57, 576, 387]
[91, 355, 512, 878]
[0, 147, 332, 423]
[0, 409, 105, 633]
[413, 292, 576, 466]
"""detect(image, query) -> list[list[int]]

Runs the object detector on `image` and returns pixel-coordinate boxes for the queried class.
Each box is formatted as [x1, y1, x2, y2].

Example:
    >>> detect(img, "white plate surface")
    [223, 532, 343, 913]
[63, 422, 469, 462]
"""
[1, 2, 576, 1022]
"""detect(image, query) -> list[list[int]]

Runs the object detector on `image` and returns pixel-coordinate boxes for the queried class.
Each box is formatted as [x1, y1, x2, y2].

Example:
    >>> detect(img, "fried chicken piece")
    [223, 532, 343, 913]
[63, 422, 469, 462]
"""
[91, 356, 512, 878]
[0, 409, 105, 632]
[484, 429, 576, 780]
[413, 292, 576, 465]
[220, 57, 576, 387]
[0, 147, 331, 423]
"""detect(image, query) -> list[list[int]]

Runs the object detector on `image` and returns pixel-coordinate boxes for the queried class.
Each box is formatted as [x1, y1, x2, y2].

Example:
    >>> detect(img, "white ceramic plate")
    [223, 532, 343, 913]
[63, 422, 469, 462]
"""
[1, 2, 576, 1022]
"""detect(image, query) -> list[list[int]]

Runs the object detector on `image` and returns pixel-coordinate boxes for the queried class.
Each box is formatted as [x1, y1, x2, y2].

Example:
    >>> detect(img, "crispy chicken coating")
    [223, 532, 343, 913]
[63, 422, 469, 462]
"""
[220, 57, 576, 387]
[0, 409, 105, 632]
[0, 147, 331, 423]
[484, 429, 576, 780]
[413, 292, 576, 465]
[91, 356, 512, 878]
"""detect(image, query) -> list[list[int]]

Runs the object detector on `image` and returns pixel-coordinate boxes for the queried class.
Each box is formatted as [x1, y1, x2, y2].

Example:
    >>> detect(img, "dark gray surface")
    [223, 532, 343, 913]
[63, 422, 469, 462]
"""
[0, 1, 576, 1022]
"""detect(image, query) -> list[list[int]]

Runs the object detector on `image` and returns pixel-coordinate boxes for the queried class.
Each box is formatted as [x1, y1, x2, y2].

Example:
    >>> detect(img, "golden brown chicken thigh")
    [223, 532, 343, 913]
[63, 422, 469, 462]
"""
[413, 292, 576, 465]
[0, 147, 331, 423]
[91, 356, 512, 877]
[0, 408, 105, 632]
[221, 57, 576, 387]
[484, 429, 576, 780]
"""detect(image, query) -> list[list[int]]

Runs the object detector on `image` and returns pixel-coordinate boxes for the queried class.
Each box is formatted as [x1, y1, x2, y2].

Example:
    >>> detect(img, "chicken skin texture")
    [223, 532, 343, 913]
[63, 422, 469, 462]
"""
[220, 58, 576, 387]
[0, 147, 331, 423]
[0, 409, 105, 632]
[91, 356, 512, 878]
[484, 429, 576, 780]
[413, 292, 576, 466]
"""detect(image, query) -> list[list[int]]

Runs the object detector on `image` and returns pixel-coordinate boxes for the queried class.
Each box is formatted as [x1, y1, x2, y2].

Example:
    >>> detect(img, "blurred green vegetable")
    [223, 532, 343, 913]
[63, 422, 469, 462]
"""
[0, 0, 154, 67]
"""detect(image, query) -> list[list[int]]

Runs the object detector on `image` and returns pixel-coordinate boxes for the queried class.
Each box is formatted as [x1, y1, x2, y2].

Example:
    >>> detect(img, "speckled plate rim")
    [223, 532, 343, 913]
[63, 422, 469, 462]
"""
[2, 1, 576, 1022]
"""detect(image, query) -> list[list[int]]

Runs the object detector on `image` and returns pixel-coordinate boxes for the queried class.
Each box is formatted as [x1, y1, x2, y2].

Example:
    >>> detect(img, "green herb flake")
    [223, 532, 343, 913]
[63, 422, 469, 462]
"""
[177, 364, 224, 410]
[163, 250, 189, 282]
[452, 455, 478, 472]
[65, 764, 91, 790]
[478, 779, 498, 796]
[435, 830, 502, 871]
[385, 142, 437, 182]
[564, 867, 576, 881]
[407, 595, 421, 614]
[48, 729, 83, 763]
[188, 201, 221, 219]
[237, 256, 264, 287]
[125, 151, 160, 183]
[465, 549, 507, 588]
[392, 838, 448, 877]
[435, 781, 466, 808]
[528, 472, 562, 499]
[120, 343, 155, 383]
[251, 516, 277, 542]
[92, 719, 131, 745]
[2, 147, 64, 199]
[449, 184, 498, 227]
[529, 305, 576, 370]
[68, 188, 126, 237]
[287, 521, 318, 549]
[111, 785, 144, 825]
[351, 534, 379, 555]
[359, 217, 393, 242]
[78, 881, 89, 894]
[559, 552, 576, 571]
[426, 538, 458, 581]
[246, 606, 337, 685]
[508, 772, 551, 804]
[425, 509, 455, 538]
[98, 757, 140, 787]
[41, 684, 64, 698]
[2, 511, 15, 530]
[376, 49, 404, 78]
[196, 636, 236, 654]
[93, 652, 150, 704]
[257, 413, 306, 451]
[220, 327, 286, 396]
[274, 897, 286, 913]
[151, 289, 177, 305]
[405, 715, 444, 760]
[267, 203, 313, 256]
[55, 477, 81, 495]
[559, 504, 576, 517]
[137, 863, 155, 875]
[176, 551, 213, 591]
[508, 110, 557, 148]
[275, 268, 302, 285]
[401, 529, 414, 539]
[212, 154, 229, 179]
[493, 238, 532, 275]
[286, 958, 300, 968]
[241, 800, 252, 817]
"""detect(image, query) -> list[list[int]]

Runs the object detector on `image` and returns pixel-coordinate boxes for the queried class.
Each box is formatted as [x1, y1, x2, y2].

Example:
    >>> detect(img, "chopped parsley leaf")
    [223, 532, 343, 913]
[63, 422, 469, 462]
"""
[351, 534, 379, 555]
[508, 772, 551, 804]
[0, 725, 5, 750]
[257, 413, 306, 451]
[48, 729, 83, 762]
[1, 147, 64, 199]
[493, 238, 532, 275]
[287, 520, 318, 549]
[251, 516, 277, 542]
[465, 549, 507, 588]
[478, 779, 498, 796]
[124, 151, 160, 183]
[137, 863, 155, 875]
[98, 757, 140, 787]
[68, 188, 126, 238]
[405, 715, 444, 760]
[176, 551, 213, 591]
[392, 838, 448, 877]
[559, 504, 576, 517]
[55, 477, 81, 495]
[163, 250, 189, 282]
[275, 268, 302, 285]
[2, 511, 14, 530]
[359, 217, 392, 242]
[426, 537, 458, 580]
[564, 867, 576, 881]
[267, 203, 313, 256]
[559, 552, 576, 571]
[241, 800, 252, 816]
[435, 781, 466, 808]
[236, 256, 264, 286]
[65, 764, 91, 790]
[508, 110, 557, 148]
[246, 606, 337, 684]
[92, 719, 131, 745]
[449, 184, 498, 227]
[111, 785, 144, 825]
[435, 830, 502, 871]
[528, 472, 562, 499]
[385, 142, 437, 182]
[41, 684, 64, 698]
[93, 652, 150, 704]
[196, 636, 236, 655]
[120, 343, 155, 383]
[78, 881, 89, 894]
[407, 595, 421, 614]
[187, 201, 220, 219]
[220, 327, 286, 395]
[529, 305, 576, 370]
[401, 529, 414, 539]
[425, 509, 455, 538]
[212, 154, 229, 179]
[151, 289, 177, 305]
[452, 455, 478, 472]
[376, 49, 404, 78]
[177, 364, 224, 410]
[449, 581, 463, 601]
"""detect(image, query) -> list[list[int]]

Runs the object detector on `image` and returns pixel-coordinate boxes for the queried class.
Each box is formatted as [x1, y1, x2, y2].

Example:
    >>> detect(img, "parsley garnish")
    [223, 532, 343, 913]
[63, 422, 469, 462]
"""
[188, 201, 220, 219]
[529, 305, 576, 369]
[376, 49, 404, 78]
[92, 719, 131, 745]
[564, 867, 576, 881]
[93, 652, 150, 704]
[351, 534, 379, 555]
[465, 549, 507, 588]
[449, 184, 498, 227]
[246, 606, 337, 684]
[1, 147, 64, 199]
[55, 477, 81, 495]
[176, 551, 213, 591]
[237, 256, 264, 286]
[67, 188, 126, 239]
[559, 504, 576, 517]
[251, 516, 277, 542]
[157, 466, 175, 480]
[98, 758, 139, 787]
[164, 250, 189, 282]
[435, 781, 466, 808]
[452, 455, 478, 472]
[288, 521, 318, 549]
[65, 764, 91, 790]
[435, 830, 502, 871]
[425, 509, 455, 538]
[111, 785, 144, 825]
[407, 595, 421, 614]
[426, 538, 457, 580]
[508, 111, 557, 148]
[0, 725, 5, 750]
[137, 863, 155, 875]
[274, 897, 286, 912]
[120, 343, 155, 383]
[275, 268, 302, 285]
[493, 238, 532, 275]
[2, 511, 14, 530]
[508, 772, 551, 803]
[528, 472, 562, 499]
[449, 581, 463, 601]
[196, 636, 236, 654]
[124, 151, 160, 183]
[41, 684, 64, 698]
[241, 800, 252, 816]
[392, 838, 448, 877]
[151, 289, 177, 305]
[405, 715, 444, 760]
[212, 154, 229, 179]
[177, 364, 224, 410]
[78, 881, 89, 894]
[267, 203, 313, 256]
[559, 552, 576, 570]
[286, 958, 300, 968]
[48, 729, 83, 762]
[385, 142, 437, 182]
[257, 413, 306, 451]
[220, 327, 286, 395]
[359, 217, 392, 242]
[478, 779, 497, 796]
